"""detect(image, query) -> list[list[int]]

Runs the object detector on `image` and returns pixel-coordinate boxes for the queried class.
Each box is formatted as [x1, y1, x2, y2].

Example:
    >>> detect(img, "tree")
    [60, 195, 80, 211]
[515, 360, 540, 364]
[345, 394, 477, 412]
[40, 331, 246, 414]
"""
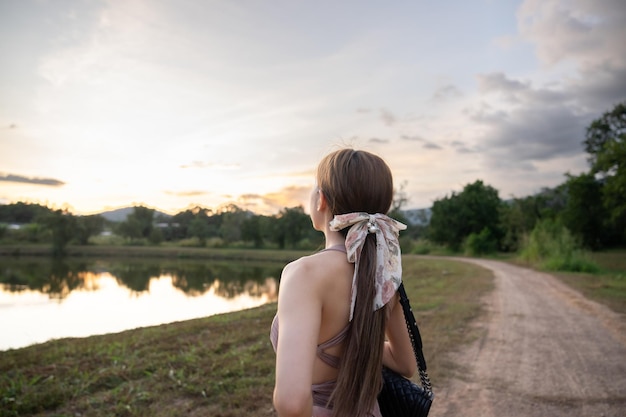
[74, 215, 105, 245]
[273, 206, 312, 249]
[241, 215, 265, 248]
[583, 101, 626, 240]
[499, 186, 567, 252]
[500, 197, 539, 252]
[0, 202, 52, 224]
[117, 206, 155, 242]
[388, 181, 411, 226]
[41, 209, 77, 256]
[428, 180, 503, 251]
[170, 206, 218, 241]
[189, 216, 210, 246]
[218, 205, 248, 244]
[561, 173, 607, 249]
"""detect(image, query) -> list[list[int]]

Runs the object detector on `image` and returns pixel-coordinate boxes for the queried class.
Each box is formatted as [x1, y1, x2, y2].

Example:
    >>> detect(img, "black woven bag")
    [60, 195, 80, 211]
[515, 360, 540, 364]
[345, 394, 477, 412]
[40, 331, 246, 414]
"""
[378, 283, 434, 417]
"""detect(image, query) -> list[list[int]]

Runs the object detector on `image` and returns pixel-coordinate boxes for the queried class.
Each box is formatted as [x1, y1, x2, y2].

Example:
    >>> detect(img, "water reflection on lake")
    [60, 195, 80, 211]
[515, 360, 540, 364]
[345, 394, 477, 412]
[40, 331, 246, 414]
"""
[0, 257, 282, 351]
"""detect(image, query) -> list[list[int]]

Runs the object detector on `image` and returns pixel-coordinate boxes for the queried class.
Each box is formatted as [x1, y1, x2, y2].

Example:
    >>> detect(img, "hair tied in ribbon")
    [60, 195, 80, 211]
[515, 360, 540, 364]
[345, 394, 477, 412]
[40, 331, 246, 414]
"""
[329, 212, 407, 320]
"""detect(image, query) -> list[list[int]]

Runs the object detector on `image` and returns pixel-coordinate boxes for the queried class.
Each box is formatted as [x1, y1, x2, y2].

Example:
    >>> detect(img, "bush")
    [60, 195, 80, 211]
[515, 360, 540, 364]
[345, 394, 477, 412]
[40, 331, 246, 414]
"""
[463, 228, 497, 256]
[178, 237, 202, 247]
[90, 233, 126, 246]
[149, 228, 164, 245]
[518, 219, 599, 273]
[409, 239, 453, 256]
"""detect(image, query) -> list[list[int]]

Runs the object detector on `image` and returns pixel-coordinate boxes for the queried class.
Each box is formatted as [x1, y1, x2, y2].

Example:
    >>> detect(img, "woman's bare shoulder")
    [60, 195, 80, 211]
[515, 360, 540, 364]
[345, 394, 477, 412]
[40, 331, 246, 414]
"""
[282, 250, 349, 285]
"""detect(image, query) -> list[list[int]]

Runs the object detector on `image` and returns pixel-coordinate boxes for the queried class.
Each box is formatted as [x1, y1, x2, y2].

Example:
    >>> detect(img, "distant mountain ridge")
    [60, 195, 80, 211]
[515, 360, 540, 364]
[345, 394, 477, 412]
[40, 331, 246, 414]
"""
[97, 207, 172, 222]
[96, 206, 431, 225]
[402, 208, 432, 226]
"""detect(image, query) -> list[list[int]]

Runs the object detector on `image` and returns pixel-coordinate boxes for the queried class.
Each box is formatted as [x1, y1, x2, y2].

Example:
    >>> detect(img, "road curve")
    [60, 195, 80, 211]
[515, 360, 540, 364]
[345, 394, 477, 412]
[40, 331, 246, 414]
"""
[429, 258, 626, 417]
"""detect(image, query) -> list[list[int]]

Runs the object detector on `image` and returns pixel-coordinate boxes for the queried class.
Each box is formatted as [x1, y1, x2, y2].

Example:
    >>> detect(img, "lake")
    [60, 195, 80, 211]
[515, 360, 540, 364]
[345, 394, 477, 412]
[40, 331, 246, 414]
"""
[0, 256, 282, 351]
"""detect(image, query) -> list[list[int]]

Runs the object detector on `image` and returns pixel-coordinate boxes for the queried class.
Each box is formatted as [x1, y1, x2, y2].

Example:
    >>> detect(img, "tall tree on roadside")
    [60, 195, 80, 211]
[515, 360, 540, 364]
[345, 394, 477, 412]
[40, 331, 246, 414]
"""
[500, 196, 541, 252]
[561, 173, 607, 249]
[584, 101, 626, 241]
[428, 180, 503, 251]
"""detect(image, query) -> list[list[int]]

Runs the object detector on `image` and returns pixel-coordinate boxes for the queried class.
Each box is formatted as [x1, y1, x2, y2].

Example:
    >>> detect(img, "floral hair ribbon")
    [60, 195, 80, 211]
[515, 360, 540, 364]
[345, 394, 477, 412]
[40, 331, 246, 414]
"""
[329, 212, 407, 321]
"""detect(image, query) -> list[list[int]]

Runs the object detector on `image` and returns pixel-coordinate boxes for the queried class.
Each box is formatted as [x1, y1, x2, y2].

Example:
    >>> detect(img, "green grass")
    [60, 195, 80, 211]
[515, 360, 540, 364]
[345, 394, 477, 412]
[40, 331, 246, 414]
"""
[589, 249, 626, 271]
[548, 248, 626, 314]
[0, 252, 493, 417]
[0, 244, 306, 263]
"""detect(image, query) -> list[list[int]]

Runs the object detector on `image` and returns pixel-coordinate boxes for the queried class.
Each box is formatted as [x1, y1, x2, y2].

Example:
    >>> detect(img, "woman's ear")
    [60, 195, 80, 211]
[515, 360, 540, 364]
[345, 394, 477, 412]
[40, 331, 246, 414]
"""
[317, 189, 327, 212]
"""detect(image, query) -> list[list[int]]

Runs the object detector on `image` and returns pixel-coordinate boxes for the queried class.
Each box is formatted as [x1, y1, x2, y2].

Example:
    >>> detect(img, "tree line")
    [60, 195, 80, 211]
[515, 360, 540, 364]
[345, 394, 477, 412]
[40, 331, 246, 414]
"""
[1, 102, 624, 258]
[0, 202, 322, 256]
[427, 101, 625, 260]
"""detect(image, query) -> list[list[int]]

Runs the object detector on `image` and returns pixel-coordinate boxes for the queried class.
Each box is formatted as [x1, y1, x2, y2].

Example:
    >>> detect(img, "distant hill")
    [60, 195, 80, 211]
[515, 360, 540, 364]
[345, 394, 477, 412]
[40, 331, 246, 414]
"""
[98, 207, 172, 222]
[402, 208, 432, 226]
[96, 206, 431, 225]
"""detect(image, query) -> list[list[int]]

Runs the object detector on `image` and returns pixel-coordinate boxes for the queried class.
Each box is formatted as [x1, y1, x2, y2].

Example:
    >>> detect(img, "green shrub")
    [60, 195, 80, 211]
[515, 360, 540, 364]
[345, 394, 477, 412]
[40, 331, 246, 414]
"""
[149, 228, 164, 245]
[90, 233, 126, 246]
[178, 237, 202, 247]
[518, 219, 599, 272]
[463, 228, 497, 256]
[409, 239, 453, 256]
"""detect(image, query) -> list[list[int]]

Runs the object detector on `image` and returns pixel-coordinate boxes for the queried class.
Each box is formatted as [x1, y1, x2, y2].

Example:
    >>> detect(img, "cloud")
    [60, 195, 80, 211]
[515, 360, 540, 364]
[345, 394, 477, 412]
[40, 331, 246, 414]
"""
[380, 108, 397, 126]
[514, 0, 626, 110]
[180, 161, 240, 170]
[466, 96, 589, 165]
[165, 190, 208, 197]
[238, 185, 310, 214]
[450, 140, 477, 154]
[423, 142, 442, 150]
[455, 146, 476, 154]
[400, 134, 441, 150]
[432, 84, 463, 101]
[465, 101, 509, 124]
[470, 65, 622, 171]
[571, 62, 626, 110]
[401, 135, 426, 142]
[460, 0, 626, 177]
[369, 137, 390, 144]
[477, 72, 528, 95]
[0, 173, 65, 186]
[517, 0, 626, 68]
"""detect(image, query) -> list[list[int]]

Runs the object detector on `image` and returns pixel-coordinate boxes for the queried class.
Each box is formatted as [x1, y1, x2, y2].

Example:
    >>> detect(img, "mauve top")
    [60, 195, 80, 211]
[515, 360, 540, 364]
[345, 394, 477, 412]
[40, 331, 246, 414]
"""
[270, 245, 382, 417]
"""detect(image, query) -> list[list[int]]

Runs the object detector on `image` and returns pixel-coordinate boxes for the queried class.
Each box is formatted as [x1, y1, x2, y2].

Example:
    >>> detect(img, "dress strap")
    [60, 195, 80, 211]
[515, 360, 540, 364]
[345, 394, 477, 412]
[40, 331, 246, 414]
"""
[319, 244, 347, 254]
[316, 324, 350, 368]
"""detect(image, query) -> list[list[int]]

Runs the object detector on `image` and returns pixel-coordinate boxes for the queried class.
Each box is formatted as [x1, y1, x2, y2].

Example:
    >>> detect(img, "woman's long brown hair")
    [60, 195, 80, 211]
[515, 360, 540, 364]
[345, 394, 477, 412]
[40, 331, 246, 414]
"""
[316, 148, 394, 417]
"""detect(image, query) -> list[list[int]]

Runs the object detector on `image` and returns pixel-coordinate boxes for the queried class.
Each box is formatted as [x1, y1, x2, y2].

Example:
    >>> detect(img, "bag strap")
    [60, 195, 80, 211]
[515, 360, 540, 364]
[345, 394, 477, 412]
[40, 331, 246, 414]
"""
[398, 283, 434, 396]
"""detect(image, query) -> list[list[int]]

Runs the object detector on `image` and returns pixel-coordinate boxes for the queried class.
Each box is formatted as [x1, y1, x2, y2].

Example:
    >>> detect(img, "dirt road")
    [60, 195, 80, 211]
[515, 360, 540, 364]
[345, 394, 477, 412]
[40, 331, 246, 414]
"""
[430, 258, 626, 417]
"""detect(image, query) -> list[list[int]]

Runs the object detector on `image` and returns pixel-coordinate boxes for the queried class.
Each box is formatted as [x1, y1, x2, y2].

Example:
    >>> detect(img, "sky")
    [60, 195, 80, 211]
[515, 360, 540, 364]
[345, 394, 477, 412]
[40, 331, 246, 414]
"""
[1, 0, 625, 216]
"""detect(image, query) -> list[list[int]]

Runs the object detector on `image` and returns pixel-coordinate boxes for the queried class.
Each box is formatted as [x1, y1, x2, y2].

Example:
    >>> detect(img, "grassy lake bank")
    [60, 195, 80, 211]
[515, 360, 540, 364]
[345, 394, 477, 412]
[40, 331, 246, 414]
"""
[1, 249, 494, 417]
[2, 246, 623, 416]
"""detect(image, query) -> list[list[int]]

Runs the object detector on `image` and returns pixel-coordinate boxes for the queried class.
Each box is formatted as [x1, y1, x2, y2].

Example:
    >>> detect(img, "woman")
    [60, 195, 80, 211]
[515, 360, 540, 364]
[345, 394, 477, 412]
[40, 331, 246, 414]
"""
[270, 148, 417, 417]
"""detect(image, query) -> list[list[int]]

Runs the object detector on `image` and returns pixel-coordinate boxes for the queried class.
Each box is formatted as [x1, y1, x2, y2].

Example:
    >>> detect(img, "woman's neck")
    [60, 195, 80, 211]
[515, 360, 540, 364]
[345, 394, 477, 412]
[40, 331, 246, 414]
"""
[324, 230, 345, 249]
